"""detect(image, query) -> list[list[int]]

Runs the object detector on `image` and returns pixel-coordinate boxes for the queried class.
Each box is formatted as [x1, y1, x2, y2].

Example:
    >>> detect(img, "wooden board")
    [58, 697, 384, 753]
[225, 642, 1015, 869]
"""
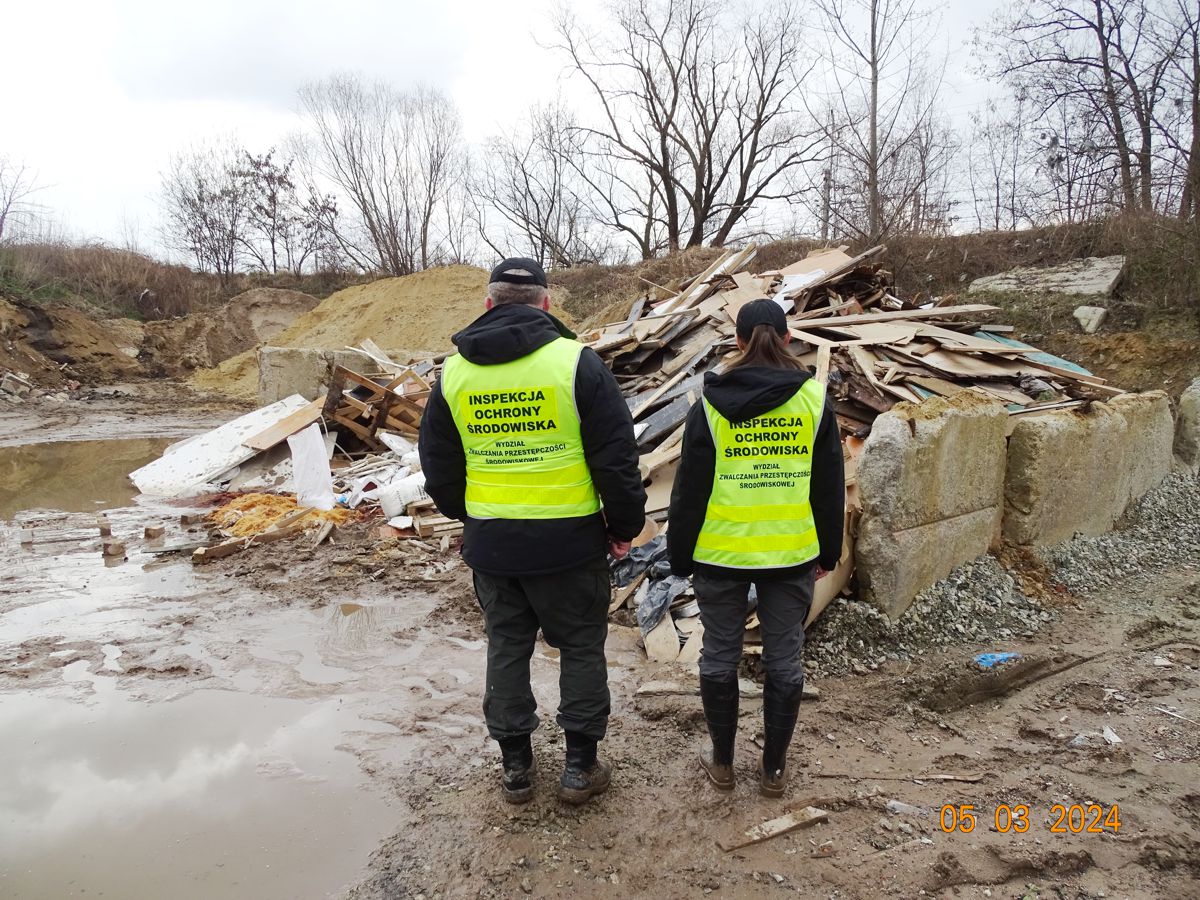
[241, 398, 324, 451]
[192, 521, 307, 563]
[791, 304, 1000, 329]
[637, 396, 693, 449]
[718, 806, 830, 852]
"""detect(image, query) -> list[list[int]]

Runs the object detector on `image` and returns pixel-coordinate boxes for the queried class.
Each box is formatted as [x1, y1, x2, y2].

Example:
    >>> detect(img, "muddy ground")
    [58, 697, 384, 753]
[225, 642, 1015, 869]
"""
[1, 392, 1198, 900]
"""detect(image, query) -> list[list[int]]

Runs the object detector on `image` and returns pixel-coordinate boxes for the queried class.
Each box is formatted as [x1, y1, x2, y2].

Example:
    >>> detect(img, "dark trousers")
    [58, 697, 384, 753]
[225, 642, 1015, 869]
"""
[693, 569, 814, 687]
[472, 559, 612, 742]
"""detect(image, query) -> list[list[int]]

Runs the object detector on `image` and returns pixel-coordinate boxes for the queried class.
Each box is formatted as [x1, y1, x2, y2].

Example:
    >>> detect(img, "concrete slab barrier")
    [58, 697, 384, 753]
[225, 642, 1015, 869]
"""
[856, 391, 1009, 619]
[1003, 391, 1173, 546]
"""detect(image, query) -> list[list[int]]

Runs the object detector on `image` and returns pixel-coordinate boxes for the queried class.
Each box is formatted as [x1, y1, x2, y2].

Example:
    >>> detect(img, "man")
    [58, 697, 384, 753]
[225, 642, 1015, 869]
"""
[419, 257, 646, 806]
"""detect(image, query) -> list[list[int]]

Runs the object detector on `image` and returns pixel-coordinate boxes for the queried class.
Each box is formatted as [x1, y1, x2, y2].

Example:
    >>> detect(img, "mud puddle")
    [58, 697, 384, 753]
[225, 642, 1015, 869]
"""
[0, 438, 173, 519]
[0, 663, 397, 900]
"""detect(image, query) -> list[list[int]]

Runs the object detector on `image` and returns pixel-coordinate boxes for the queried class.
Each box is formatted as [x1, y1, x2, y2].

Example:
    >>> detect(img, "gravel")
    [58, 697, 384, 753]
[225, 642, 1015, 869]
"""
[1045, 472, 1200, 596]
[805, 555, 1050, 677]
[803, 472, 1200, 678]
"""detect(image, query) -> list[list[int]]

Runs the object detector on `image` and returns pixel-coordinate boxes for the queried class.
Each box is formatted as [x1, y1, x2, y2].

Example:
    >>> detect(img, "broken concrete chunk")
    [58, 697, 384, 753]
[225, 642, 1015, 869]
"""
[1072, 305, 1107, 334]
[0, 372, 34, 397]
[1175, 377, 1200, 473]
[968, 256, 1126, 298]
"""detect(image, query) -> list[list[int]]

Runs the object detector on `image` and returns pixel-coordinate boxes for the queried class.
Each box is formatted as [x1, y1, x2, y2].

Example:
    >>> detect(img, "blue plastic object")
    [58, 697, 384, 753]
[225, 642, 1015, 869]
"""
[975, 651, 1021, 669]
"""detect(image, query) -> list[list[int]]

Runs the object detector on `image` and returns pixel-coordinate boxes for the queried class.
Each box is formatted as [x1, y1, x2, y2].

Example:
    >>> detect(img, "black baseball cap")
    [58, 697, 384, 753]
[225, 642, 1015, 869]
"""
[489, 257, 548, 287]
[736, 298, 788, 341]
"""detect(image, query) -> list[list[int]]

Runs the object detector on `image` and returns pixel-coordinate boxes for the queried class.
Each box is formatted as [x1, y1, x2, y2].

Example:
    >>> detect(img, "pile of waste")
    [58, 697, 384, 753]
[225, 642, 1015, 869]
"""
[129, 244, 1123, 662]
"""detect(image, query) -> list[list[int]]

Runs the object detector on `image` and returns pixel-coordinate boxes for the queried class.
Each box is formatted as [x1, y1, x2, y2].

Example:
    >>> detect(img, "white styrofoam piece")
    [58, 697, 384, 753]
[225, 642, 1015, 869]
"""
[130, 395, 312, 496]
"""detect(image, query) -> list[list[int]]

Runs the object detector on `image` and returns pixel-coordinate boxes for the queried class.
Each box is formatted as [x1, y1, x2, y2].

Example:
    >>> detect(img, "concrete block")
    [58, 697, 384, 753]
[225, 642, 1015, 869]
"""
[857, 507, 1001, 620]
[258, 348, 332, 405]
[1003, 392, 1175, 545]
[855, 391, 1009, 618]
[1176, 378, 1200, 473]
[969, 256, 1126, 298]
[1004, 403, 1130, 545]
[1107, 391, 1173, 503]
[256, 348, 382, 405]
[1072, 305, 1107, 334]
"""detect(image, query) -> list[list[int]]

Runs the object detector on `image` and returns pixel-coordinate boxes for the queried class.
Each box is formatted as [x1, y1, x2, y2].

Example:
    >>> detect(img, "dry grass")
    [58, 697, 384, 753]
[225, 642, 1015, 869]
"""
[0, 240, 368, 320]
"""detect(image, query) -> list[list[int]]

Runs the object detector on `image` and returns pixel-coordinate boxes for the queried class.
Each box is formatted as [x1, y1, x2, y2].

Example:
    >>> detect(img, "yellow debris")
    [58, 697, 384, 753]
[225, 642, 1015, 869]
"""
[210, 493, 353, 538]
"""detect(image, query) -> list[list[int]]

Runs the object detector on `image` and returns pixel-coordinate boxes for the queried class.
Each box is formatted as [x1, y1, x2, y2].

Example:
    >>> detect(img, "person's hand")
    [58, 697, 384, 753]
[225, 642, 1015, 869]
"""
[608, 536, 632, 560]
[815, 565, 830, 581]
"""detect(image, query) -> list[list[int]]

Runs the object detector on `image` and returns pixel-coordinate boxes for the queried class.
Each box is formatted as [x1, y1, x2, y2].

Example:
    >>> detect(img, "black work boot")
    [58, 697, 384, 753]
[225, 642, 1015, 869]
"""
[698, 675, 739, 791]
[760, 677, 804, 798]
[557, 731, 611, 805]
[498, 735, 535, 804]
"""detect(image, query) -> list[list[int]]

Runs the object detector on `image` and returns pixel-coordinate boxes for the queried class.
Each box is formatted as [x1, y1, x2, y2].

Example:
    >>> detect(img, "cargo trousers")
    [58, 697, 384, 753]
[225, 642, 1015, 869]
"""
[693, 568, 814, 687]
[472, 558, 612, 742]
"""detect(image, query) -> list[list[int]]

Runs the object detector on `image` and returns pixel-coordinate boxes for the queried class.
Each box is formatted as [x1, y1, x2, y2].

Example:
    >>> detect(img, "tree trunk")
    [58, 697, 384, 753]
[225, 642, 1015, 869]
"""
[1093, 0, 1137, 210]
[868, 0, 881, 242]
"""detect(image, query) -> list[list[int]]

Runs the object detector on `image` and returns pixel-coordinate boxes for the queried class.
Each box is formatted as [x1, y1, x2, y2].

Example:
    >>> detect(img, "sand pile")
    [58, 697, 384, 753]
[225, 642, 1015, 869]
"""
[192, 266, 575, 399]
[144, 287, 319, 375]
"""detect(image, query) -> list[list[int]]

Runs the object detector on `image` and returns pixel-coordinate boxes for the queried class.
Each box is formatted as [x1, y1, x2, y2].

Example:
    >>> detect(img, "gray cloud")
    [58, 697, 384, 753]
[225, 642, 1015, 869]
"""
[107, 0, 465, 110]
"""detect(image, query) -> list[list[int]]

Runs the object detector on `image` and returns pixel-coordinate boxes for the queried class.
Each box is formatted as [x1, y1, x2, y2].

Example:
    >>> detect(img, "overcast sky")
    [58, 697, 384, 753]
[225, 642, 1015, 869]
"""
[4, 0, 1006, 255]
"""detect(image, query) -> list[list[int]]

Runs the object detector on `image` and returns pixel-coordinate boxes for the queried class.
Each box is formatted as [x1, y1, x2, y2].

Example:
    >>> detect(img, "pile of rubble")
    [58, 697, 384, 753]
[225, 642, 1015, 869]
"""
[126, 244, 1123, 663]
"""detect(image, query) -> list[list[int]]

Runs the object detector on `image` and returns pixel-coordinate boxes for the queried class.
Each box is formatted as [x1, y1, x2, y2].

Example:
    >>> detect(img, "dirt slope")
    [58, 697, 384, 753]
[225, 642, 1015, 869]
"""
[143, 287, 319, 374]
[192, 266, 576, 399]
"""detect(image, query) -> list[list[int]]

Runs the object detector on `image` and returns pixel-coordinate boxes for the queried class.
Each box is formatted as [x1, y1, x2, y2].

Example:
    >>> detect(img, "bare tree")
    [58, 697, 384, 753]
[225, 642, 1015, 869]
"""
[967, 96, 1044, 231]
[1149, 0, 1199, 218]
[0, 157, 45, 243]
[238, 148, 338, 274]
[160, 141, 250, 285]
[811, 0, 949, 242]
[984, 0, 1186, 216]
[296, 74, 465, 276]
[474, 103, 612, 267]
[552, 0, 822, 257]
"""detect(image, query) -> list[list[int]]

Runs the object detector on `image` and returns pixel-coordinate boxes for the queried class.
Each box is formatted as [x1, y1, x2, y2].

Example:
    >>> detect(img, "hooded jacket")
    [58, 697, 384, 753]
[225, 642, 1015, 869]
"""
[667, 365, 845, 580]
[419, 303, 646, 576]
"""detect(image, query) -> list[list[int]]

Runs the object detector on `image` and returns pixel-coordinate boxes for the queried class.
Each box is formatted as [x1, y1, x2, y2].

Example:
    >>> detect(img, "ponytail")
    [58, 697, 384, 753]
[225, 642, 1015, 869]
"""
[728, 324, 806, 371]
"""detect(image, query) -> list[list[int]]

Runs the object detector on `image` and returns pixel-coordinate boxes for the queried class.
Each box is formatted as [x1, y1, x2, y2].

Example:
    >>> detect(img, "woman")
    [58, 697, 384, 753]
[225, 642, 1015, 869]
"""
[668, 298, 845, 797]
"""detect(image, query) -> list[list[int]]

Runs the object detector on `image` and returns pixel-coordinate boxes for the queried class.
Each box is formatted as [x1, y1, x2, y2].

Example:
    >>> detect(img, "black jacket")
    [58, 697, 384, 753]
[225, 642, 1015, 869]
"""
[667, 365, 845, 580]
[419, 304, 646, 576]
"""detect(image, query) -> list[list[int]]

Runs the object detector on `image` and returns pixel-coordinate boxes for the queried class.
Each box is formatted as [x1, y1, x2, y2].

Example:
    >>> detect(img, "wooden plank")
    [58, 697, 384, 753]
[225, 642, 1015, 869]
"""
[815, 346, 832, 384]
[643, 613, 681, 663]
[718, 806, 830, 852]
[633, 347, 711, 419]
[792, 304, 1000, 330]
[611, 569, 649, 614]
[192, 522, 307, 564]
[906, 376, 967, 397]
[637, 396, 692, 449]
[656, 251, 735, 315]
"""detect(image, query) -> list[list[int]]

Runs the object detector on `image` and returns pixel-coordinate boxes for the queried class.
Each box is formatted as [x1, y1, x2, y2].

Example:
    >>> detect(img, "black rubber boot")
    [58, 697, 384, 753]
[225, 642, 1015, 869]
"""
[760, 677, 804, 798]
[498, 735, 535, 804]
[698, 675, 739, 790]
[557, 731, 611, 805]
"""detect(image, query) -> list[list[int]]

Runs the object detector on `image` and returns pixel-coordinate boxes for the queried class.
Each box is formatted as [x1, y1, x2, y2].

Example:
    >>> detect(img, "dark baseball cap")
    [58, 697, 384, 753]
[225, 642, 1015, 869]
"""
[489, 257, 548, 288]
[736, 298, 788, 341]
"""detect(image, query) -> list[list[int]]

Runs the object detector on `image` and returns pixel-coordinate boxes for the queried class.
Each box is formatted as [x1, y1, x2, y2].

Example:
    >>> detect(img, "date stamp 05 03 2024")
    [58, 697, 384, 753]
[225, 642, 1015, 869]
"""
[939, 804, 1124, 835]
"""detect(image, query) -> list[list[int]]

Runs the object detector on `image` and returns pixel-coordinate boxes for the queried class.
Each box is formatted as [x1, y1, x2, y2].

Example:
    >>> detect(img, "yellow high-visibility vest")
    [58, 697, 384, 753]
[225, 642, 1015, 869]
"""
[440, 337, 601, 520]
[694, 380, 826, 569]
